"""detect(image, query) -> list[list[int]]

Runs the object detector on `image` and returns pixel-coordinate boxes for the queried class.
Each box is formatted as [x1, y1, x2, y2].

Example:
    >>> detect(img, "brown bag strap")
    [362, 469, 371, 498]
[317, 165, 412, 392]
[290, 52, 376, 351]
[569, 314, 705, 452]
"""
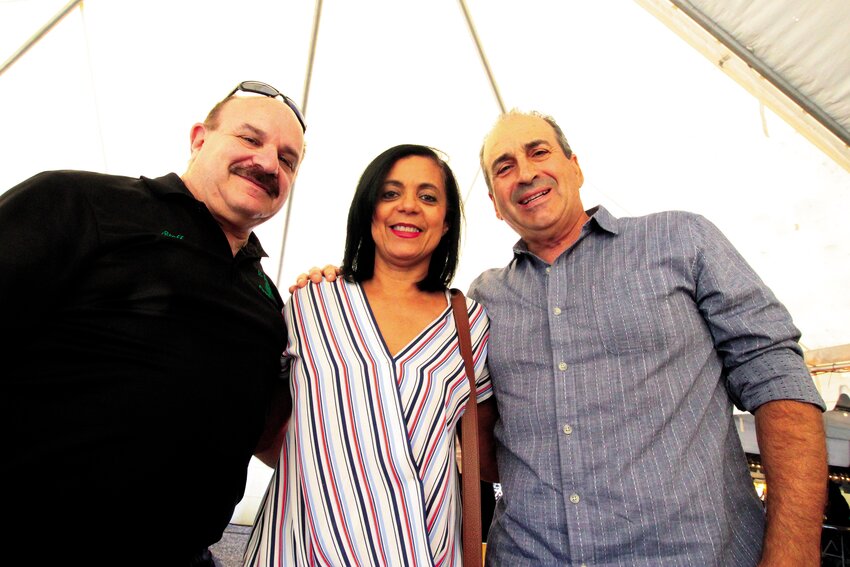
[450, 288, 482, 567]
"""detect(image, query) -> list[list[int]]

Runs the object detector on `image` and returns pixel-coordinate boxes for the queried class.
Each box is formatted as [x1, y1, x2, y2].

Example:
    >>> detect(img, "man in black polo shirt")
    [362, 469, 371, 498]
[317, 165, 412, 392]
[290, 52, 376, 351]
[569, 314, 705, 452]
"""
[0, 81, 305, 565]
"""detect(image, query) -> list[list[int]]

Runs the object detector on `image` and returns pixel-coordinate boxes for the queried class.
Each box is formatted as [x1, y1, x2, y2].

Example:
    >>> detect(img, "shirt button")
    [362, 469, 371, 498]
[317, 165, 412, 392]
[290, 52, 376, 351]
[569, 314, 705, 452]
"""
[570, 493, 580, 504]
[558, 362, 568, 371]
[553, 307, 562, 315]
[545, 267, 551, 274]
[562, 424, 573, 435]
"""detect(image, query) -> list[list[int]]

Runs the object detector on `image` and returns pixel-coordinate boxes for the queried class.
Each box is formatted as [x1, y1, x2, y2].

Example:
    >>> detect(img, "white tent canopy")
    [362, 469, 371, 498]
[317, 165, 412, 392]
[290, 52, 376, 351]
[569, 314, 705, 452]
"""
[4, 0, 850, 525]
[2, 1, 848, 353]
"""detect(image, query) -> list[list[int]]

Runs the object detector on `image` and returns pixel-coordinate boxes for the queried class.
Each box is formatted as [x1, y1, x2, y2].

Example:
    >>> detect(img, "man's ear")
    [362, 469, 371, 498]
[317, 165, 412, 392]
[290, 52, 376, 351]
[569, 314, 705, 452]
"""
[572, 154, 585, 188]
[188, 123, 207, 157]
[488, 192, 504, 221]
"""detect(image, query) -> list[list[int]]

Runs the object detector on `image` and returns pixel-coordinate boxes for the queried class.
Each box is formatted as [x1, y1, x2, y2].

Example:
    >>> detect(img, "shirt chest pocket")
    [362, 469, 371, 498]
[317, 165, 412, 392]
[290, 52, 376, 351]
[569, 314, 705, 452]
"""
[589, 270, 682, 355]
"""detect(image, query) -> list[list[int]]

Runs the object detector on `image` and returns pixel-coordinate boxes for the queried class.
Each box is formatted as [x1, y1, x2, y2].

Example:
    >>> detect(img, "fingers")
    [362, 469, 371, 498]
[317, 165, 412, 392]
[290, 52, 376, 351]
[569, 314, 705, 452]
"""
[288, 265, 342, 294]
[322, 264, 341, 280]
[288, 272, 310, 294]
[307, 266, 325, 283]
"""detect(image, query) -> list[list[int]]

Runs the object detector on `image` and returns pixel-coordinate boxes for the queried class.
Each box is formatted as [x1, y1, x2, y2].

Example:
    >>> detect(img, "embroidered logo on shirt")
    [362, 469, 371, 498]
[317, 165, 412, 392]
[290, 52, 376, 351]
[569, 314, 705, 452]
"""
[257, 270, 274, 299]
[161, 230, 185, 240]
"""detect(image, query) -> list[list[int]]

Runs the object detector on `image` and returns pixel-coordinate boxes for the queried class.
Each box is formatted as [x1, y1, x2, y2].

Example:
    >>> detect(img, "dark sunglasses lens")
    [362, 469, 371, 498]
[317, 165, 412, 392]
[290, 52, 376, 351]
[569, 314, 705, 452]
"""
[232, 81, 306, 132]
[240, 81, 277, 97]
[289, 105, 306, 130]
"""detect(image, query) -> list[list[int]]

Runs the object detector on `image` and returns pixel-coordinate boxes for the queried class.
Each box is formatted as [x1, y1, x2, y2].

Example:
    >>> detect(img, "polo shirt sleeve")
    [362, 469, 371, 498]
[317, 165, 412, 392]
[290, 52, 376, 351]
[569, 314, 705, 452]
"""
[689, 214, 825, 412]
[0, 172, 100, 336]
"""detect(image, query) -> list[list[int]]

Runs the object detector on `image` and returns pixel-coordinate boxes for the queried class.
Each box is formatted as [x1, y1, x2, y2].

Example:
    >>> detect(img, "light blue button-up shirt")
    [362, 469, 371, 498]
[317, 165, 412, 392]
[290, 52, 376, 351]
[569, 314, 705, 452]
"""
[469, 206, 824, 567]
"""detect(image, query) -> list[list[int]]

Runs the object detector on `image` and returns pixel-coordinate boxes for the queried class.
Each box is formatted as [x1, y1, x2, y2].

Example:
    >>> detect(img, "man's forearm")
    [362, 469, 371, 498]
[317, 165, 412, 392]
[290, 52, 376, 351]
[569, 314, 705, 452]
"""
[754, 399, 827, 566]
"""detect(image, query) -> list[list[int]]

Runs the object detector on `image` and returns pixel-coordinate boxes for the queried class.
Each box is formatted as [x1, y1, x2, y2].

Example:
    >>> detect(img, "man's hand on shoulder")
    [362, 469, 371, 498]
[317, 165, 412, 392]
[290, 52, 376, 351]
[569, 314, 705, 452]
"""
[288, 264, 341, 293]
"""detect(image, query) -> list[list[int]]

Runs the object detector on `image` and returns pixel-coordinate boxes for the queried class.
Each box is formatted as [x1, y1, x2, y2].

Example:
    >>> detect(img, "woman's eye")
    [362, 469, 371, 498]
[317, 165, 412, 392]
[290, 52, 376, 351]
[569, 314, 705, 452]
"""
[380, 190, 399, 199]
[420, 194, 438, 203]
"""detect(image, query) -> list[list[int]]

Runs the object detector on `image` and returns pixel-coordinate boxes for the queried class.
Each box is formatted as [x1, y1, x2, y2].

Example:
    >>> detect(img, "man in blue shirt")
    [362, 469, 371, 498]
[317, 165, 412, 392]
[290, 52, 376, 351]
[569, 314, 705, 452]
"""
[470, 110, 827, 566]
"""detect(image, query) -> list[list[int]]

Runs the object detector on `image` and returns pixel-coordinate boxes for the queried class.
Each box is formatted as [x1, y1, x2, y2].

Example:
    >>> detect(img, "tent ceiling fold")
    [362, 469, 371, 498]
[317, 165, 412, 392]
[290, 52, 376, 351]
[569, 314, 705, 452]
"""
[635, 0, 850, 173]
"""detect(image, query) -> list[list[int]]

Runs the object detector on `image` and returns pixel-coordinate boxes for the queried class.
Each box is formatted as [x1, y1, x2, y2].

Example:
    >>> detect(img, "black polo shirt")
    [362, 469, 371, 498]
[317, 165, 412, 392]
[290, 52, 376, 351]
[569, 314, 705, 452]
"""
[1, 171, 286, 562]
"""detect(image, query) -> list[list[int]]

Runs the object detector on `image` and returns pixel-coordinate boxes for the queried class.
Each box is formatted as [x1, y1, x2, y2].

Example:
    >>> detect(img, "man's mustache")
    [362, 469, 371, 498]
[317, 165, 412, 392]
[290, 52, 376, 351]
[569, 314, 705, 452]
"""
[231, 165, 279, 198]
[514, 175, 555, 199]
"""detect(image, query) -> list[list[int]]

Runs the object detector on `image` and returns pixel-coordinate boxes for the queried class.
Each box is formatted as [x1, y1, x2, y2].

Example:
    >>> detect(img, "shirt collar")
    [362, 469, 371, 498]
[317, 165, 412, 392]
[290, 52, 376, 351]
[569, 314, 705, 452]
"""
[141, 173, 194, 198]
[511, 205, 621, 258]
[141, 173, 268, 259]
[586, 205, 620, 236]
[238, 234, 267, 259]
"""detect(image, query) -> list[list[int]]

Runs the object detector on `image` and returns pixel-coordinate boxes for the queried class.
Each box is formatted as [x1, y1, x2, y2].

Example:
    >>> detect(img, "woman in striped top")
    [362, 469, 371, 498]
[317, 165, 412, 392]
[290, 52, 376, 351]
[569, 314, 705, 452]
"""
[245, 144, 496, 566]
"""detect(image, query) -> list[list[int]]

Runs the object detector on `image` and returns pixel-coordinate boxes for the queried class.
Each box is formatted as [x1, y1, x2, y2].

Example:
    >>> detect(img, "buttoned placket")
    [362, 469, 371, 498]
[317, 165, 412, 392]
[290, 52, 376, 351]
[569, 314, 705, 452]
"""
[547, 251, 593, 566]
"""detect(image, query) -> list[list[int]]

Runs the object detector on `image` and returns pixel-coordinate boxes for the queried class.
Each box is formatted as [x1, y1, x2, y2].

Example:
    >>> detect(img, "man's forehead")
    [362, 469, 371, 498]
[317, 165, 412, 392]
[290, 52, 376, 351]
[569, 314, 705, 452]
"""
[219, 97, 304, 149]
[219, 97, 298, 128]
[484, 114, 555, 160]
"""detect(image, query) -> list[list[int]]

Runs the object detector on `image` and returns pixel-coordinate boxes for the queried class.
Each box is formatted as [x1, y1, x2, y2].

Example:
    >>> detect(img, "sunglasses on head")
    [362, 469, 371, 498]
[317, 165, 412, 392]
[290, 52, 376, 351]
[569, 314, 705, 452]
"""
[227, 80, 306, 133]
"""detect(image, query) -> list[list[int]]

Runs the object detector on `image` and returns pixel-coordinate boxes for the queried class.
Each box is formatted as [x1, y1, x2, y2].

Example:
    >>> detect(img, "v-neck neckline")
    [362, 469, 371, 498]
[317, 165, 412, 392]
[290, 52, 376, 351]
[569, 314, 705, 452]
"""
[357, 285, 451, 361]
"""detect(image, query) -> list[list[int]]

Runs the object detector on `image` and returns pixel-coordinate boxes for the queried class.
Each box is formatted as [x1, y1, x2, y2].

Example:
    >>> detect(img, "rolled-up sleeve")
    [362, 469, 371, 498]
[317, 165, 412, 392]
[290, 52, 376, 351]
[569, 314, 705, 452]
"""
[690, 214, 825, 412]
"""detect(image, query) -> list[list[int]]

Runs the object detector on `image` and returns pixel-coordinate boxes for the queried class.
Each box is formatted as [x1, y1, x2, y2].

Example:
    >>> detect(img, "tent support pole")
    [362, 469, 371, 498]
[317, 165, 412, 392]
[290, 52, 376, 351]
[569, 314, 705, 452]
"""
[275, 0, 324, 286]
[0, 0, 84, 77]
[458, 0, 506, 115]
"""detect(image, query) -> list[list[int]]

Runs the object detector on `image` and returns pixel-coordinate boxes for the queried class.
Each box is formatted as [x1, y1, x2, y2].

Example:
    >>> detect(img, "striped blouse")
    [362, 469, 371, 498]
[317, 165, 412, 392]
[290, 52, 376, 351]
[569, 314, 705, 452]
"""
[244, 279, 491, 566]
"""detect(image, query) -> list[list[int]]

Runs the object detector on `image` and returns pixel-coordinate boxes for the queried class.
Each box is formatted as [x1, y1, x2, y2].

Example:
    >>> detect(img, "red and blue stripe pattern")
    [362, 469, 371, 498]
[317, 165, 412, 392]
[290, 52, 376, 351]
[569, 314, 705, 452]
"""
[244, 279, 491, 566]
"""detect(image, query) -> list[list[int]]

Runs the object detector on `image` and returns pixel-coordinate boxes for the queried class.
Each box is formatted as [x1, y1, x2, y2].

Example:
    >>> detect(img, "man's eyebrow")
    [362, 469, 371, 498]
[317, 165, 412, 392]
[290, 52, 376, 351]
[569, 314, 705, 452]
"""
[240, 122, 303, 163]
[490, 152, 513, 173]
[490, 139, 550, 172]
[239, 123, 267, 139]
[524, 139, 549, 152]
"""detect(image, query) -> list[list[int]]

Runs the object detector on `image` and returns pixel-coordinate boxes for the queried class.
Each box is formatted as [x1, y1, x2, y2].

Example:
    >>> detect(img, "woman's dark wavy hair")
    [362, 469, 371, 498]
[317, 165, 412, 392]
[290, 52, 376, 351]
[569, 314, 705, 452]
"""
[341, 144, 463, 292]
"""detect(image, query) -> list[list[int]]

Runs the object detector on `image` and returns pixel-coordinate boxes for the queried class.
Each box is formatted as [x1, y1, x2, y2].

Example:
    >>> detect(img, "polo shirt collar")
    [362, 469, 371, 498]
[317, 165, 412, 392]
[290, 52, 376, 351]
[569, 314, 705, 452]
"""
[141, 173, 269, 259]
[142, 173, 194, 198]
